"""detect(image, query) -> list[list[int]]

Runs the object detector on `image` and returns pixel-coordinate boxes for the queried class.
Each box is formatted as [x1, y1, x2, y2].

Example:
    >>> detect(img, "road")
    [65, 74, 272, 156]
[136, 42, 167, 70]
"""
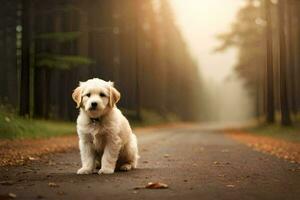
[0, 126, 299, 200]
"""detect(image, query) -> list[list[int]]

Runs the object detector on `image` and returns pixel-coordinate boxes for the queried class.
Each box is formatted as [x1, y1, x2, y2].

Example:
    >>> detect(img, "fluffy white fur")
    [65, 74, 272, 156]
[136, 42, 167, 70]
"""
[72, 78, 139, 175]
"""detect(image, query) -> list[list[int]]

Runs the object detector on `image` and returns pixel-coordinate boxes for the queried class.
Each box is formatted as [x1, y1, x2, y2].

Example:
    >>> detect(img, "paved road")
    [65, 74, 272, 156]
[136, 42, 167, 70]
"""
[0, 127, 299, 200]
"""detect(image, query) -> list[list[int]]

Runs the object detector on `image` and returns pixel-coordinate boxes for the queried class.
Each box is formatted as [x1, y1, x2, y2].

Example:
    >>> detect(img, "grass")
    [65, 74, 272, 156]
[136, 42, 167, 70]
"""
[246, 123, 300, 142]
[0, 107, 75, 139]
[0, 106, 178, 140]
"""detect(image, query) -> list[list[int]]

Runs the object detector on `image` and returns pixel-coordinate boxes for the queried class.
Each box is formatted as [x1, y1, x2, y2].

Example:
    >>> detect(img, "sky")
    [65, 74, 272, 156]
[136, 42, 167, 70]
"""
[170, 0, 245, 82]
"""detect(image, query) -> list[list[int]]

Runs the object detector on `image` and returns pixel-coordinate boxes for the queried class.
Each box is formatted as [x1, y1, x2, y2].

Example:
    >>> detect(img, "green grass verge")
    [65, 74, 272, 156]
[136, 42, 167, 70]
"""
[0, 110, 75, 139]
[0, 106, 178, 139]
[246, 123, 300, 142]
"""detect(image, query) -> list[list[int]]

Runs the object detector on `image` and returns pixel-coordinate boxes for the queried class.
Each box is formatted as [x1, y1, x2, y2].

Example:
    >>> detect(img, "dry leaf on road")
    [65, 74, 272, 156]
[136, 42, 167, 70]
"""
[134, 182, 169, 190]
[28, 156, 39, 161]
[8, 193, 17, 198]
[0, 180, 14, 185]
[226, 184, 235, 188]
[48, 182, 59, 187]
[145, 182, 169, 189]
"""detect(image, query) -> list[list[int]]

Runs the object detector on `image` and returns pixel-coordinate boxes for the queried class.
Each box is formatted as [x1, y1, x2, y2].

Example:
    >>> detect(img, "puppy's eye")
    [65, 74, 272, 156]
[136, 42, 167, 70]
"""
[86, 93, 91, 97]
[100, 93, 106, 97]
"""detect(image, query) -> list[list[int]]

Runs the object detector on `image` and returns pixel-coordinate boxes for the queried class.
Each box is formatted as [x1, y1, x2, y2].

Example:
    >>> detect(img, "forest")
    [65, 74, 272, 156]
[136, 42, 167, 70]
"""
[0, 0, 201, 123]
[215, 0, 300, 126]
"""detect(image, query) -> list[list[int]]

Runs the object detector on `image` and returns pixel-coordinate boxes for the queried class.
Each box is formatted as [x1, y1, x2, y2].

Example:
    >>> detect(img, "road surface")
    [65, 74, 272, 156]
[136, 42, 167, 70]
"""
[0, 126, 299, 200]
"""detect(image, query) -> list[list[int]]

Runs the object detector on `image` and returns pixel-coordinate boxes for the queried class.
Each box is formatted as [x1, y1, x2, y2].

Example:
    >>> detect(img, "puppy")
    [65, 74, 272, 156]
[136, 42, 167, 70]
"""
[72, 78, 139, 174]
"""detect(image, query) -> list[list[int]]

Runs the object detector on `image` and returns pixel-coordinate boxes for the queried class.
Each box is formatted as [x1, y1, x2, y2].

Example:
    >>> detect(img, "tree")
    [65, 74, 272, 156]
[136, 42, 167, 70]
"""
[19, 0, 31, 116]
[134, 0, 141, 120]
[265, 0, 275, 123]
[278, 0, 292, 126]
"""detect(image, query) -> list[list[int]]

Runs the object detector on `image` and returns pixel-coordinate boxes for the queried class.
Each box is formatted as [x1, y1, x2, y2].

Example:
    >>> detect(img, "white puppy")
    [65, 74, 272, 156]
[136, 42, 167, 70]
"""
[72, 78, 139, 175]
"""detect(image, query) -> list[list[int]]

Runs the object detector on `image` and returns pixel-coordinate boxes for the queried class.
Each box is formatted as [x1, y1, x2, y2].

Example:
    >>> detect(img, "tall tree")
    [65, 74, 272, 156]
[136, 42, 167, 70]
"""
[265, 0, 275, 123]
[19, 0, 31, 116]
[278, 0, 292, 126]
[286, 0, 297, 115]
[134, 0, 141, 120]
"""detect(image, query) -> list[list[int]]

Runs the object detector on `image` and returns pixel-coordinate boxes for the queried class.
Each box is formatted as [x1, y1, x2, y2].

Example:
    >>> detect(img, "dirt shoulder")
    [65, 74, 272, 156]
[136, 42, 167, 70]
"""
[0, 136, 78, 166]
[226, 130, 300, 164]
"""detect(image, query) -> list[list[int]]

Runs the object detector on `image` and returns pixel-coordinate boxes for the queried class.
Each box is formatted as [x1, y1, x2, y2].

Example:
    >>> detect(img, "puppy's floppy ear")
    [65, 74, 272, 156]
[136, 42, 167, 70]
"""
[109, 85, 121, 107]
[72, 86, 82, 108]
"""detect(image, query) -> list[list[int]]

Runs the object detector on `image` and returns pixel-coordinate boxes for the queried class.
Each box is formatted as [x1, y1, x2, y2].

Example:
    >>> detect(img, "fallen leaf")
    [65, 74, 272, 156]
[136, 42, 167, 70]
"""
[48, 182, 59, 187]
[145, 182, 168, 189]
[226, 184, 235, 188]
[0, 180, 14, 185]
[288, 168, 300, 172]
[28, 156, 39, 161]
[8, 193, 17, 198]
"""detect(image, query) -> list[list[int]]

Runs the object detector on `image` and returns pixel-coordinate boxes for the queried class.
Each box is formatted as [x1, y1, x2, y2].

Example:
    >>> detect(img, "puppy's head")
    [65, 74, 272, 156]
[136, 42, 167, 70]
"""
[72, 78, 120, 118]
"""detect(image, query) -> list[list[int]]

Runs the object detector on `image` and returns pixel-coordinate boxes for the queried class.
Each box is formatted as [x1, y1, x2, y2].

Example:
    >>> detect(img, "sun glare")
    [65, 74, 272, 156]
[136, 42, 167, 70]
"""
[170, 0, 245, 82]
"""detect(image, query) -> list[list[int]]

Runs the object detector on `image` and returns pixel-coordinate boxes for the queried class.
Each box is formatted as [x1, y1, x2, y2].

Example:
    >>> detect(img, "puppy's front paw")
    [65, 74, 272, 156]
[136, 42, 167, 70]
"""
[98, 167, 114, 175]
[77, 167, 93, 175]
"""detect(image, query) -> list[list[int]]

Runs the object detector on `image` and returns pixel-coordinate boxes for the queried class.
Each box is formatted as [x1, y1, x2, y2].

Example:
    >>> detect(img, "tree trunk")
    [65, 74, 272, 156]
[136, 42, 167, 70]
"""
[278, 0, 292, 126]
[286, 1, 297, 115]
[134, 0, 141, 120]
[19, 0, 31, 116]
[265, 0, 275, 123]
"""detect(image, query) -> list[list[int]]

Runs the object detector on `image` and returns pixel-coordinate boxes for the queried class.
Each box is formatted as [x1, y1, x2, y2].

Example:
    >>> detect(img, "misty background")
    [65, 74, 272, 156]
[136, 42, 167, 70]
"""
[171, 0, 255, 122]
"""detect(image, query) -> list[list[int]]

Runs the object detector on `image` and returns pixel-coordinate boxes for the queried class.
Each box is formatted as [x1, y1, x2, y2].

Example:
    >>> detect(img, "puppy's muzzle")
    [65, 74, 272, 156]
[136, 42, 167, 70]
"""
[90, 102, 98, 110]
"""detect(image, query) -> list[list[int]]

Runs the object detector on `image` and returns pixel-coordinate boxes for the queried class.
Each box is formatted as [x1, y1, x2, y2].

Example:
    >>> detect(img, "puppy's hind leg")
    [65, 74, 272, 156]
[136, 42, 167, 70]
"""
[119, 134, 139, 171]
[119, 163, 133, 171]
[94, 151, 103, 169]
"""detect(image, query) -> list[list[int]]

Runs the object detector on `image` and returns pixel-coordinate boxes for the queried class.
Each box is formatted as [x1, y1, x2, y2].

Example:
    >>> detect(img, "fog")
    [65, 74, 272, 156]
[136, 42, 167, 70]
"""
[170, 0, 255, 122]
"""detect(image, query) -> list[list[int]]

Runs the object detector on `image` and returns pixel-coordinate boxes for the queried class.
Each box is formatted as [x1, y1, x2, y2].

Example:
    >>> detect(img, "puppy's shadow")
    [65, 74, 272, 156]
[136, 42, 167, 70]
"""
[46, 167, 155, 182]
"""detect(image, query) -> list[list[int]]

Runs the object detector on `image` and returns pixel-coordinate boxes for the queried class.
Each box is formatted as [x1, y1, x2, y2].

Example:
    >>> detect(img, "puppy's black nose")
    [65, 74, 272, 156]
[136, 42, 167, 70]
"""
[91, 102, 98, 107]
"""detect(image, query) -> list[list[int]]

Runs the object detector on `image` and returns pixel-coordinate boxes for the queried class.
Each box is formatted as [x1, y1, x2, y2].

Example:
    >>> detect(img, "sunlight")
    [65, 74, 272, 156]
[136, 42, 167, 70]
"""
[170, 0, 255, 122]
[170, 0, 245, 81]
